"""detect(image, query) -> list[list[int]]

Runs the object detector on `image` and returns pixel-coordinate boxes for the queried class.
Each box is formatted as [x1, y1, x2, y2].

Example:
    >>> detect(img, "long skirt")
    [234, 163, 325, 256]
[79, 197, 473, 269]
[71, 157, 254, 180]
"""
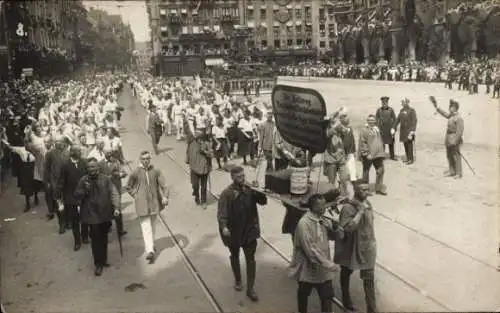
[227, 126, 238, 144]
[237, 131, 253, 157]
[18, 161, 42, 196]
[213, 139, 229, 159]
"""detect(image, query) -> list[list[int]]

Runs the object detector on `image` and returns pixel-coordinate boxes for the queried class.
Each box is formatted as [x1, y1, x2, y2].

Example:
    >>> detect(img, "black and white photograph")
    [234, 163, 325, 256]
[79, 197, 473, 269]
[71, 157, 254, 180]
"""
[0, 0, 499, 312]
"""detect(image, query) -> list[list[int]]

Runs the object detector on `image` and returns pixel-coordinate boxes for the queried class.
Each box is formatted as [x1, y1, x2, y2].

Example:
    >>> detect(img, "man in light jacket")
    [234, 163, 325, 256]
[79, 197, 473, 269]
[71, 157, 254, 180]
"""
[289, 194, 341, 313]
[126, 150, 169, 264]
[358, 114, 387, 195]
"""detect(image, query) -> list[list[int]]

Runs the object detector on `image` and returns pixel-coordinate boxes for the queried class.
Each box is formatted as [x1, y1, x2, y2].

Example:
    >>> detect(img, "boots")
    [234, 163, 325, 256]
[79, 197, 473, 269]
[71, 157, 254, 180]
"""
[56, 211, 65, 234]
[363, 279, 377, 313]
[230, 256, 243, 291]
[246, 260, 259, 302]
[340, 267, 355, 311]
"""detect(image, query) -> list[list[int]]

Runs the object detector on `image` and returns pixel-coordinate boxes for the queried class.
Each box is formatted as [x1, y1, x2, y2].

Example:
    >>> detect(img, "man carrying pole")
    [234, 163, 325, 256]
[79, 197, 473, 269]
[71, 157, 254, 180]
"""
[429, 96, 465, 179]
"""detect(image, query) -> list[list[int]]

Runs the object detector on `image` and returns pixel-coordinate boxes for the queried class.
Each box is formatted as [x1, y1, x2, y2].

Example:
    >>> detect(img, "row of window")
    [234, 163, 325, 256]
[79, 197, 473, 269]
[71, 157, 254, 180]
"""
[247, 8, 312, 20]
[248, 39, 334, 49]
[159, 7, 239, 18]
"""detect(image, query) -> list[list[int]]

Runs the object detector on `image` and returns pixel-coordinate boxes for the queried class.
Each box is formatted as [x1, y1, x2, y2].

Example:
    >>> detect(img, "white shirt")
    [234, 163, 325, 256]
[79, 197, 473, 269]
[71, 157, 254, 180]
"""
[238, 118, 253, 133]
[212, 125, 226, 139]
[87, 148, 105, 162]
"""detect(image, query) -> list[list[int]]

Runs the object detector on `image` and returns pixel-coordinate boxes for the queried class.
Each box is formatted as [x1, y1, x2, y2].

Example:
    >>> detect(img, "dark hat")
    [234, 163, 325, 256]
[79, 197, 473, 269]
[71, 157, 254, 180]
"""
[449, 99, 459, 109]
[380, 96, 389, 101]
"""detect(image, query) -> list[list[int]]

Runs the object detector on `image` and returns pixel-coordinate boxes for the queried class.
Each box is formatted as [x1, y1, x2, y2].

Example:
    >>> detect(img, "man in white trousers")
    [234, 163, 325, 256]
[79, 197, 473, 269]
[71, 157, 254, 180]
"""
[126, 150, 169, 264]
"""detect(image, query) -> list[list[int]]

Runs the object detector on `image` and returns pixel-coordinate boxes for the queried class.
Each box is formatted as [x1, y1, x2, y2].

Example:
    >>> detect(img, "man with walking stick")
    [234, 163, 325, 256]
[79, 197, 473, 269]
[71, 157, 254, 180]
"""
[429, 96, 465, 179]
[74, 158, 121, 276]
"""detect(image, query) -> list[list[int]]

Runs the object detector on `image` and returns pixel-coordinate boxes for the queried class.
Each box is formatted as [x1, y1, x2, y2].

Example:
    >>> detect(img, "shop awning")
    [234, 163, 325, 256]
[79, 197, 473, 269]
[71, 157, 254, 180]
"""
[205, 58, 224, 66]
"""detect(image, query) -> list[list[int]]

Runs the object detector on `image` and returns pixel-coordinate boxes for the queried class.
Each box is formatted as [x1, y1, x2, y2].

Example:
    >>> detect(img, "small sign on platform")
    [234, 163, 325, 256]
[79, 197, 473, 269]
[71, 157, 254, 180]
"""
[271, 84, 327, 153]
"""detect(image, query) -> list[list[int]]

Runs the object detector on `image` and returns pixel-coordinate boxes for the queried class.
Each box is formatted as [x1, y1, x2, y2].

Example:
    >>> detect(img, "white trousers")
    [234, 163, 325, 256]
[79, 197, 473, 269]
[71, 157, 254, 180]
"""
[174, 116, 184, 139]
[346, 153, 357, 181]
[139, 215, 157, 254]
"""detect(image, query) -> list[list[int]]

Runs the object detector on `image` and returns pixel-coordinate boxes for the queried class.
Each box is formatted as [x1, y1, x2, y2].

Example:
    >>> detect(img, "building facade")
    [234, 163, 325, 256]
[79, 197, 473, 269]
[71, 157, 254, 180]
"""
[147, 0, 499, 69]
[1, 0, 87, 79]
[147, 0, 248, 76]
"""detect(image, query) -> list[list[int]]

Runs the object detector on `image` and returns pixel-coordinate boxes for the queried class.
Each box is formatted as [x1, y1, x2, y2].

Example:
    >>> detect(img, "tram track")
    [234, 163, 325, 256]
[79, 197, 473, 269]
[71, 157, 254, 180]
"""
[158, 144, 453, 312]
[123, 89, 452, 312]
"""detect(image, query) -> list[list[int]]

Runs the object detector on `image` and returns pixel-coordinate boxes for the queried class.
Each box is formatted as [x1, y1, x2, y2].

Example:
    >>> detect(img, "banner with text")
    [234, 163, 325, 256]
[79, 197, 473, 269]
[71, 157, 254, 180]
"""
[271, 84, 327, 153]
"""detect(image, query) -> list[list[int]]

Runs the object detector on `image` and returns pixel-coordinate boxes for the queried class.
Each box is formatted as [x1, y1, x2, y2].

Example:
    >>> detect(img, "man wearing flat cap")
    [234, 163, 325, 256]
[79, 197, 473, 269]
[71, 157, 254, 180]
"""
[429, 96, 464, 178]
[334, 180, 377, 313]
[375, 96, 397, 160]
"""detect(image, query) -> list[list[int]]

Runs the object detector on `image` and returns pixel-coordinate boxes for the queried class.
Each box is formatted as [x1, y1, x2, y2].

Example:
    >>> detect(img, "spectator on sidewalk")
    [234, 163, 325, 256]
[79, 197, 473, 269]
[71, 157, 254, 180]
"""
[126, 150, 169, 264]
[75, 157, 121, 277]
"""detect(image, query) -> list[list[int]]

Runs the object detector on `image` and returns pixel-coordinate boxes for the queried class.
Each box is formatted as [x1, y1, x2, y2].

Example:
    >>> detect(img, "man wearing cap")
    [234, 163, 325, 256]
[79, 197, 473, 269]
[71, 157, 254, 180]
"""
[146, 105, 163, 155]
[186, 129, 213, 208]
[392, 98, 418, 165]
[429, 96, 464, 178]
[217, 166, 267, 302]
[375, 96, 397, 160]
[334, 181, 377, 313]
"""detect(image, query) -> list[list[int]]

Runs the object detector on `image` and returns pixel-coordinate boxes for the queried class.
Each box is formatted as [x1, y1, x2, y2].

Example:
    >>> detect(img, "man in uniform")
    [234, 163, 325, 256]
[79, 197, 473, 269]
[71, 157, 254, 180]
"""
[429, 96, 464, 178]
[392, 98, 418, 164]
[375, 96, 397, 160]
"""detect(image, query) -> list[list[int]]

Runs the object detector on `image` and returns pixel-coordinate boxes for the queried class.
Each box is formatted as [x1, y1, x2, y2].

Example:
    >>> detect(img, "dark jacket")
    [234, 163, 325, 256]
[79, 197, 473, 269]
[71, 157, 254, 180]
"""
[375, 106, 396, 144]
[100, 159, 124, 192]
[56, 158, 87, 205]
[334, 199, 376, 270]
[393, 107, 417, 142]
[186, 137, 213, 175]
[217, 183, 267, 247]
[74, 173, 120, 224]
[44, 147, 68, 187]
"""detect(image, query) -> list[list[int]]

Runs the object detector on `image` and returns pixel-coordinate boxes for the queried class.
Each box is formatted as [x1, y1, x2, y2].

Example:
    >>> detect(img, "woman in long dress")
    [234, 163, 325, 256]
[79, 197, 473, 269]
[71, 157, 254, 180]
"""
[3, 133, 40, 212]
[237, 110, 254, 165]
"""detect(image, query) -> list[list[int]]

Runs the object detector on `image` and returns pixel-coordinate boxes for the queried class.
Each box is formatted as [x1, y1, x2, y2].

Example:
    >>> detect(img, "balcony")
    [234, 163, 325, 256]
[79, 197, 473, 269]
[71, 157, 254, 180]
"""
[221, 14, 239, 24]
[168, 14, 183, 25]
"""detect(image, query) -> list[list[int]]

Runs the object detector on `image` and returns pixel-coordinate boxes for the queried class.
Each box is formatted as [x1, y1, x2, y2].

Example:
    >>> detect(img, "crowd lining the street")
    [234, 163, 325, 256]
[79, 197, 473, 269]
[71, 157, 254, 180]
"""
[0, 69, 496, 313]
[279, 61, 500, 97]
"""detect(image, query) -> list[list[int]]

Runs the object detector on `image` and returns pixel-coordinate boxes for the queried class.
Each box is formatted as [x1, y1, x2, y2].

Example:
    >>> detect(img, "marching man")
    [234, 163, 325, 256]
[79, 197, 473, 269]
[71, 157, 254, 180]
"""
[126, 150, 169, 264]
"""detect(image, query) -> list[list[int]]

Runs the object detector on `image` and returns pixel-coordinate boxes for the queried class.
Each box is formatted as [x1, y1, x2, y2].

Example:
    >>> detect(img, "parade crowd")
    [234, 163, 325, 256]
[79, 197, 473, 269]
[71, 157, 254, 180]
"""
[0, 68, 470, 313]
[0, 74, 131, 276]
[279, 61, 500, 97]
[129, 72, 465, 313]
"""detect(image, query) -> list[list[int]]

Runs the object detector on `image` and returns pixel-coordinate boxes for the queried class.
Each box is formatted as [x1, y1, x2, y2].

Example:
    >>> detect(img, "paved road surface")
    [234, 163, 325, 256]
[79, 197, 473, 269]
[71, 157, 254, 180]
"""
[1, 79, 498, 312]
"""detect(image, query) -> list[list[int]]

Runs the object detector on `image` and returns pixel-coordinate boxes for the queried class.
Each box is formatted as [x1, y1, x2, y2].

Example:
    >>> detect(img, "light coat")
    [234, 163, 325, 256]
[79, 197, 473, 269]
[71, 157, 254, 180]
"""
[126, 164, 168, 217]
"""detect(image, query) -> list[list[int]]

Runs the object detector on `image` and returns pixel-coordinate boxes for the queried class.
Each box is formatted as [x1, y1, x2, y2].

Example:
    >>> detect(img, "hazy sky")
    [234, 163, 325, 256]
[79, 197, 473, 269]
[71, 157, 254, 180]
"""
[83, 1, 149, 43]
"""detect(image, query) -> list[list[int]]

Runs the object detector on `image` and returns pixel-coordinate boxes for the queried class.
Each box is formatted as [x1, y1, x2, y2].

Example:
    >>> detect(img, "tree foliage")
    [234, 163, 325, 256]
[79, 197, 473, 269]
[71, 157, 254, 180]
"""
[81, 8, 135, 68]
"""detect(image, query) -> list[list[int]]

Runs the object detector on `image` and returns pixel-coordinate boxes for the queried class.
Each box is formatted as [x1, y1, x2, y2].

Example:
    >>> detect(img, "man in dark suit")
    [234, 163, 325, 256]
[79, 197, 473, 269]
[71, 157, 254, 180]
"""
[100, 151, 127, 237]
[56, 145, 89, 251]
[375, 96, 397, 160]
[392, 98, 418, 164]
[44, 134, 68, 231]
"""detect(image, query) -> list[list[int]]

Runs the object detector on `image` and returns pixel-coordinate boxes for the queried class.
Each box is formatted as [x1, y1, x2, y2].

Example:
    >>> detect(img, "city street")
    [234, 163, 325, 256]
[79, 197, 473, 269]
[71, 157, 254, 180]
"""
[1, 79, 499, 313]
